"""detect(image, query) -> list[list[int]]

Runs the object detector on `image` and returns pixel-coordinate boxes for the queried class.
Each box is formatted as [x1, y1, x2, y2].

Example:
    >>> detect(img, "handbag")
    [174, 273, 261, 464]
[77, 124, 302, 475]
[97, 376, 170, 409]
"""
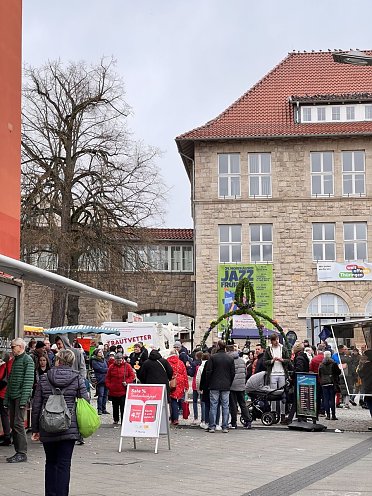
[76, 385, 101, 438]
[169, 375, 177, 392]
[182, 401, 190, 420]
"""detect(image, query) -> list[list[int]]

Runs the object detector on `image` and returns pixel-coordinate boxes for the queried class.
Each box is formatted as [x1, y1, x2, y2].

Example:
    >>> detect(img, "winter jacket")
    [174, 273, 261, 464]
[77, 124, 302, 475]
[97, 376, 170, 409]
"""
[57, 335, 87, 378]
[4, 352, 34, 407]
[318, 358, 341, 386]
[137, 350, 173, 398]
[263, 343, 291, 379]
[205, 349, 235, 391]
[309, 353, 324, 375]
[91, 356, 108, 385]
[358, 361, 372, 394]
[0, 358, 13, 400]
[187, 359, 201, 378]
[293, 352, 310, 373]
[129, 348, 148, 370]
[167, 355, 189, 400]
[252, 353, 265, 374]
[196, 360, 207, 391]
[339, 354, 354, 395]
[31, 366, 89, 443]
[229, 351, 247, 391]
[105, 361, 135, 397]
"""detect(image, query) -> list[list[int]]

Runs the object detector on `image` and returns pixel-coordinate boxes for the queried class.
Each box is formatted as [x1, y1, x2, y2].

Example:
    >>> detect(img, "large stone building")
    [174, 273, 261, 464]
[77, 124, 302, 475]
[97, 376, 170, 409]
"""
[176, 50, 372, 345]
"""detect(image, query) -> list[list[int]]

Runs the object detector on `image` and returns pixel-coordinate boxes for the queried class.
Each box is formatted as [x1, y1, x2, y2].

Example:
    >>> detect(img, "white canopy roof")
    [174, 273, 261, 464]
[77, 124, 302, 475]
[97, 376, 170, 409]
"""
[0, 253, 137, 308]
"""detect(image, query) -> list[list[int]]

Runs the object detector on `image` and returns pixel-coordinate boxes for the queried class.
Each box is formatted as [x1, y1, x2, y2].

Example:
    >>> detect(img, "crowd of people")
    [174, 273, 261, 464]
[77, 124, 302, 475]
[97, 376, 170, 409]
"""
[1, 332, 372, 495]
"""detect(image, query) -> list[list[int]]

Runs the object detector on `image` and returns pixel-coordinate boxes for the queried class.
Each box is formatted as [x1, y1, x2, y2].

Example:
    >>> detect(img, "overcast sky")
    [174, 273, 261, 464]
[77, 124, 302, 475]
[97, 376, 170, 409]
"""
[22, 0, 372, 228]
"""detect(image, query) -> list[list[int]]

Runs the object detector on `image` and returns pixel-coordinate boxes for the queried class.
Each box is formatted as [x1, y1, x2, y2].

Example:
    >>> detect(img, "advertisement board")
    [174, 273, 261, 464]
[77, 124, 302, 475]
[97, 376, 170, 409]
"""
[218, 264, 273, 335]
[119, 384, 170, 454]
[296, 373, 318, 419]
[317, 262, 372, 281]
[100, 322, 157, 355]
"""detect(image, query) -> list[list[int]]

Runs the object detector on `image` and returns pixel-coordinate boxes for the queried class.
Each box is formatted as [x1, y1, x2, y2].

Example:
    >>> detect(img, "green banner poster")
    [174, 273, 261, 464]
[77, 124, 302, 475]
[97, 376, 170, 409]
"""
[218, 264, 273, 337]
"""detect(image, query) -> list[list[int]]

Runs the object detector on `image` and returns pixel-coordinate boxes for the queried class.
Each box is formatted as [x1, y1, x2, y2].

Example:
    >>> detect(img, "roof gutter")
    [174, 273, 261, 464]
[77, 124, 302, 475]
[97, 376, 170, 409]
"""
[0, 253, 138, 308]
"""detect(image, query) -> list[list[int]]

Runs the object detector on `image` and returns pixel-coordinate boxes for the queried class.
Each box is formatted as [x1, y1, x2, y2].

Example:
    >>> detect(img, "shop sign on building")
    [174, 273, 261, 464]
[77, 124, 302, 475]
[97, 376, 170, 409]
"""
[317, 262, 372, 281]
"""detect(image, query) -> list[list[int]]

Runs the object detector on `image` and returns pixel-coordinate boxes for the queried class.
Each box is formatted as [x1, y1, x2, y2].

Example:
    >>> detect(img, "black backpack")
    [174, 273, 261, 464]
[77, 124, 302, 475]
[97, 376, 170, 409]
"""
[40, 378, 72, 433]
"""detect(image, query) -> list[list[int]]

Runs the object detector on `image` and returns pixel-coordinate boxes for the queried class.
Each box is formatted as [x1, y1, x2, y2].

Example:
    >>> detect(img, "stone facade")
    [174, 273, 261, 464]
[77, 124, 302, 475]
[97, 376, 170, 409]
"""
[23, 270, 194, 328]
[193, 136, 372, 343]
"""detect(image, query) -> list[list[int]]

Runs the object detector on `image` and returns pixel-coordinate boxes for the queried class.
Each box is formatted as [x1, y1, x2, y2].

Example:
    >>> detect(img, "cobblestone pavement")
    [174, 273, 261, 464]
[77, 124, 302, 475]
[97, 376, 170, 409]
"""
[1, 407, 372, 496]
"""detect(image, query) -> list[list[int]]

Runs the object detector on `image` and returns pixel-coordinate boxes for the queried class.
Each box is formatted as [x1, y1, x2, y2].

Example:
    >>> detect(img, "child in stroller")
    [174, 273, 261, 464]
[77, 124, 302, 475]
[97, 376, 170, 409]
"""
[244, 371, 287, 426]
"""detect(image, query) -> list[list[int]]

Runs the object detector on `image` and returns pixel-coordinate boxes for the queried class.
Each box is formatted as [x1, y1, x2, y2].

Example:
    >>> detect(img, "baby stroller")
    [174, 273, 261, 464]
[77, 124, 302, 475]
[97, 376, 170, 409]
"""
[243, 371, 287, 426]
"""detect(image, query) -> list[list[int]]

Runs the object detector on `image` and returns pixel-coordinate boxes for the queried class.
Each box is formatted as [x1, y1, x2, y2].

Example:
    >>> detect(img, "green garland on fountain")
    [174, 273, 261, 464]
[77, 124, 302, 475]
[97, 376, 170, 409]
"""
[201, 277, 291, 353]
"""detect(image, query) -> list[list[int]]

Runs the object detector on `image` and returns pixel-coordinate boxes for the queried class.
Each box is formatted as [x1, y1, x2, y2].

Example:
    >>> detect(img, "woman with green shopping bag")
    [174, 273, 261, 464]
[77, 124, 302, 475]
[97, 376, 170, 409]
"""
[31, 349, 89, 496]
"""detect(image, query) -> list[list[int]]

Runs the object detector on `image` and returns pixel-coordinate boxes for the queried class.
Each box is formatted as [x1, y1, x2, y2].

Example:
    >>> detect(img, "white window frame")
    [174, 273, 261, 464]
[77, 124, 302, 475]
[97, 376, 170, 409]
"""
[365, 105, 372, 120]
[332, 107, 341, 120]
[343, 222, 367, 261]
[346, 106, 355, 120]
[317, 107, 326, 121]
[248, 153, 272, 198]
[310, 151, 334, 197]
[312, 223, 336, 261]
[342, 150, 365, 196]
[218, 153, 241, 198]
[307, 294, 349, 315]
[249, 224, 273, 262]
[219, 225, 242, 263]
[302, 107, 312, 122]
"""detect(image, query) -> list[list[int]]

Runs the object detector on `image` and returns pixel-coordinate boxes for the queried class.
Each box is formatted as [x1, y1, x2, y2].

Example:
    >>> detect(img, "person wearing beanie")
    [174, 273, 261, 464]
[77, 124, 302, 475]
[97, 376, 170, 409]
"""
[318, 351, 341, 420]
[357, 350, 372, 430]
[173, 341, 190, 366]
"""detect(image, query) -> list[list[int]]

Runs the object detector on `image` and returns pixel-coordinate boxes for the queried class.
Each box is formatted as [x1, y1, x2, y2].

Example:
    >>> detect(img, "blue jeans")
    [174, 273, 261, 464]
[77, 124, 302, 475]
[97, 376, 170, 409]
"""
[209, 390, 229, 429]
[96, 384, 108, 413]
[43, 439, 75, 496]
[170, 398, 184, 422]
[322, 385, 336, 417]
[192, 390, 199, 419]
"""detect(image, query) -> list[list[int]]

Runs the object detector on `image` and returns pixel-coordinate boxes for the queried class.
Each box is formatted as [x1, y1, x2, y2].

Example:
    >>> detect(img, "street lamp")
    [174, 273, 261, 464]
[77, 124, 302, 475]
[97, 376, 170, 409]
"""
[333, 50, 372, 66]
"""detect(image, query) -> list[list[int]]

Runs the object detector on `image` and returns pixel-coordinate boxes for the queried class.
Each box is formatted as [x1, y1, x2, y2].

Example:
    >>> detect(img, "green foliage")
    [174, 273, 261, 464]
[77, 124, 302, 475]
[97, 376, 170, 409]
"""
[201, 277, 290, 353]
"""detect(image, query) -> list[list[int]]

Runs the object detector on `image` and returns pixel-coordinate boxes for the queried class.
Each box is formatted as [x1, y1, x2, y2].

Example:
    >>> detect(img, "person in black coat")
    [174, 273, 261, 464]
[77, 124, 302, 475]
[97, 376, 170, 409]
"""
[205, 340, 235, 432]
[137, 349, 173, 400]
[286, 342, 310, 424]
[31, 349, 89, 496]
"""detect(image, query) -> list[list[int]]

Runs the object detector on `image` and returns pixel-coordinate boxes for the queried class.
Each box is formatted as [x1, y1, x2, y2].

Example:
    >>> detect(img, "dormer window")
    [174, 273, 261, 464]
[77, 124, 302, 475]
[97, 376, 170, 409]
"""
[346, 106, 355, 120]
[299, 102, 372, 123]
[303, 108, 312, 122]
[332, 107, 341, 120]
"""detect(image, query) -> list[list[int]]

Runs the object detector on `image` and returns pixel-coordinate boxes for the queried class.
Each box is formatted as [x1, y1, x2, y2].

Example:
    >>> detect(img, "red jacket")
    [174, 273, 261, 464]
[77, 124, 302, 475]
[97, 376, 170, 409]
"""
[105, 361, 135, 397]
[167, 355, 189, 400]
[0, 358, 13, 400]
[309, 353, 324, 375]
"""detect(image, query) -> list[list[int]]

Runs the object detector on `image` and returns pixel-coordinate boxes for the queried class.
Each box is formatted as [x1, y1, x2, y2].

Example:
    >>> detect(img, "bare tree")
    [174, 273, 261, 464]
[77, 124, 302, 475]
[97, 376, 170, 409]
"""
[21, 58, 166, 326]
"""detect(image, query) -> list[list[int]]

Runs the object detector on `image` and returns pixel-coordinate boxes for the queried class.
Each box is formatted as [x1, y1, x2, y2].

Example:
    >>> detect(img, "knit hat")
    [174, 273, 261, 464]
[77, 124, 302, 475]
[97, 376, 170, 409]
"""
[51, 344, 58, 350]
[109, 351, 116, 356]
[292, 342, 304, 354]
[174, 341, 182, 349]
[115, 353, 123, 359]
[35, 341, 45, 349]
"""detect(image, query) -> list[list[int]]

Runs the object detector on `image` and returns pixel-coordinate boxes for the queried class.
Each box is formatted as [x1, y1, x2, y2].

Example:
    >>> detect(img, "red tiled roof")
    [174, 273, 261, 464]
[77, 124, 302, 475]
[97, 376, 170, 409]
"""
[176, 51, 372, 140]
[145, 228, 193, 240]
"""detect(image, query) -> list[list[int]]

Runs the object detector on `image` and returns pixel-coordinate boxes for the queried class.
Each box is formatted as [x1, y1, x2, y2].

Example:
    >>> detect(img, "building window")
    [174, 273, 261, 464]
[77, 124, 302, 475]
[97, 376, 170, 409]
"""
[332, 107, 341, 120]
[365, 105, 372, 119]
[24, 247, 58, 271]
[79, 249, 108, 271]
[311, 151, 334, 196]
[123, 245, 193, 272]
[342, 150, 365, 196]
[365, 299, 372, 316]
[346, 106, 355, 120]
[344, 222, 367, 261]
[250, 224, 272, 262]
[302, 107, 312, 122]
[312, 223, 336, 261]
[219, 225, 242, 263]
[317, 107, 326, 121]
[307, 294, 349, 315]
[248, 153, 272, 197]
[218, 153, 240, 198]
[181, 246, 193, 271]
